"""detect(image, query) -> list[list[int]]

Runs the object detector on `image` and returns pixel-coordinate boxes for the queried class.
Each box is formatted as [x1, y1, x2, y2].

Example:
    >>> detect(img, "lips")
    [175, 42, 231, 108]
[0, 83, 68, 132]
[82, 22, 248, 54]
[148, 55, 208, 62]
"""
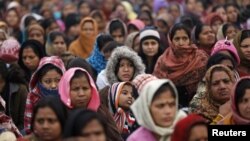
[127, 100, 132, 105]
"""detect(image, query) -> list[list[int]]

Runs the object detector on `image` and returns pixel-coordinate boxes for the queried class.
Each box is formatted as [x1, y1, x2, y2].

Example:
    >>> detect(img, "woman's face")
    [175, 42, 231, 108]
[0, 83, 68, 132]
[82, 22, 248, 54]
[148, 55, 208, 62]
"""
[5, 10, 19, 27]
[215, 7, 227, 22]
[22, 47, 40, 71]
[46, 22, 60, 34]
[118, 84, 134, 111]
[70, 74, 91, 109]
[139, 13, 151, 26]
[79, 3, 91, 17]
[81, 119, 106, 141]
[94, 16, 105, 33]
[198, 26, 215, 47]
[117, 58, 135, 82]
[188, 124, 208, 141]
[172, 29, 190, 47]
[142, 38, 159, 57]
[240, 37, 250, 61]
[28, 29, 44, 44]
[52, 36, 67, 56]
[150, 89, 176, 127]
[238, 89, 250, 120]
[34, 107, 61, 141]
[225, 25, 237, 40]
[186, 0, 196, 12]
[82, 21, 95, 36]
[210, 70, 233, 104]
[41, 69, 62, 90]
[226, 6, 238, 23]
[211, 20, 223, 34]
[169, 5, 180, 19]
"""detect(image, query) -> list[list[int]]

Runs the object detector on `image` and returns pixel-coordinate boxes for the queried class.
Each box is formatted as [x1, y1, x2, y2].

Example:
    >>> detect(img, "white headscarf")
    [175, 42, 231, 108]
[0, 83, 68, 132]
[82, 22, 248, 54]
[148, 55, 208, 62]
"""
[131, 79, 186, 141]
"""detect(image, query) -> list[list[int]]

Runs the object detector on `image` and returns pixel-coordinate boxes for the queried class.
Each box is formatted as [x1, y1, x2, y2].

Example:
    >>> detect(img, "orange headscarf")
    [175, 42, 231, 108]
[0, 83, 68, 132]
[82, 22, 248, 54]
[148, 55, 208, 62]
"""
[69, 17, 98, 59]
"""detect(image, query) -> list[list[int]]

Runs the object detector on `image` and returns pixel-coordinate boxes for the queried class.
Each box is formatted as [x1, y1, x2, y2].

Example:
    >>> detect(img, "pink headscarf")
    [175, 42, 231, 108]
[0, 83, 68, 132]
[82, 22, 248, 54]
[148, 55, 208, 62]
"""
[58, 67, 100, 111]
[127, 19, 145, 31]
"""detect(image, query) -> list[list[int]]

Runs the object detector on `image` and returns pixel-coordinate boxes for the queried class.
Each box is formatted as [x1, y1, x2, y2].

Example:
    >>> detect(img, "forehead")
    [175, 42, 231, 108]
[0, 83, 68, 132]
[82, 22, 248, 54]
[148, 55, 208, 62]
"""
[211, 70, 230, 81]
[119, 58, 132, 63]
[173, 29, 188, 37]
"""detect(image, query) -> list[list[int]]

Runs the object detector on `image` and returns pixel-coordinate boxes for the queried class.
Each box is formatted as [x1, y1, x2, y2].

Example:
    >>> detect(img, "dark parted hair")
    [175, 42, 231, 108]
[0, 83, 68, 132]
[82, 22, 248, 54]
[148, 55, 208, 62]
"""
[152, 83, 176, 102]
[63, 109, 108, 138]
[109, 20, 126, 36]
[67, 57, 97, 81]
[37, 64, 63, 82]
[47, 31, 67, 45]
[240, 30, 250, 42]
[169, 23, 191, 41]
[97, 34, 114, 51]
[206, 53, 236, 70]
[31, 96, 67, 131]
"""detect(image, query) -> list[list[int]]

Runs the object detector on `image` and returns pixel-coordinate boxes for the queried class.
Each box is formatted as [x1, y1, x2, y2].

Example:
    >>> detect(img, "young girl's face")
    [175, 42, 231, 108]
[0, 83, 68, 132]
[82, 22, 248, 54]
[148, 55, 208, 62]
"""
[225, 25, 237, 40]
[240, 37, 250, 61]
[70, 74, 91, 109]
[150, 89, 176, 127]
[52, 36, 67, 56]
[118, 84, 134, 111]
[41, 69, 62, 90]
[34, 107, 62, 141]
[142, 38, 159, 57]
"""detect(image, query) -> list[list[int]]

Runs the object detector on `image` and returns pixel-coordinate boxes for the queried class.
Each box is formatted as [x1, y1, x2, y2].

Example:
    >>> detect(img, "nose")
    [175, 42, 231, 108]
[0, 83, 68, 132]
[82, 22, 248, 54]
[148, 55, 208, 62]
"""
[51, 82, 57, 89]
[78, 89, 85, 97]
[124, 65, 129, 71]
[219, 82, 226, 89]
[42, 121, 49, 129]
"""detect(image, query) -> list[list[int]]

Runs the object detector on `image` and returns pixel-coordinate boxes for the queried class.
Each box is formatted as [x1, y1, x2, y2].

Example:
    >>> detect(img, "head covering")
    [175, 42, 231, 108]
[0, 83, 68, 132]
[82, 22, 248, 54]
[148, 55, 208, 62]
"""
[132, 74, 158, 93]
[153, 0, 168, 14]
[192, 65, 235, 122]
[204, 13, 224, 26]
[211, 39, 240, 65]
[231, 76, 250, 124]
[108, 82, 135, 133]
[233, 30, 250, 68]
[68, 17, 98, 59]
[121, 1, 137, 20]
[87, 34, 107, 74]
[131, 79, 186, 140]
[153, 33, 208, 97]
[125, 32, 139, 48]
[7, 1, 20, 10]
[128, 19, 145, 31]
[139, 28, 160, 42]
[58, 67, 100, 111]
[19, 13, 43, 31]
[0, 39, 20, 63]
[29, 56, 65, 90]
[171, 114, 207, 141]
[27, 24, 45, 36]
[106, 46, 145, 85]
[106, 18, 127, 36]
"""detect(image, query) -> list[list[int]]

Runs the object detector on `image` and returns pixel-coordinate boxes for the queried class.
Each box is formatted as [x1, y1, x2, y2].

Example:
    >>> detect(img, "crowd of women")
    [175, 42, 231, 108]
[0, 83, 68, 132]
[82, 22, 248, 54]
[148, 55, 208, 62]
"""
[0, 0, 250, 141]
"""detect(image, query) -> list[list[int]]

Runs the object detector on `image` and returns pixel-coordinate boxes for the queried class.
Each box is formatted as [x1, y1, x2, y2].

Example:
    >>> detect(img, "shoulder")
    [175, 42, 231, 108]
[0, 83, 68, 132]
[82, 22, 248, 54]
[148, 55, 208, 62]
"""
[127, 127, 155, 141]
